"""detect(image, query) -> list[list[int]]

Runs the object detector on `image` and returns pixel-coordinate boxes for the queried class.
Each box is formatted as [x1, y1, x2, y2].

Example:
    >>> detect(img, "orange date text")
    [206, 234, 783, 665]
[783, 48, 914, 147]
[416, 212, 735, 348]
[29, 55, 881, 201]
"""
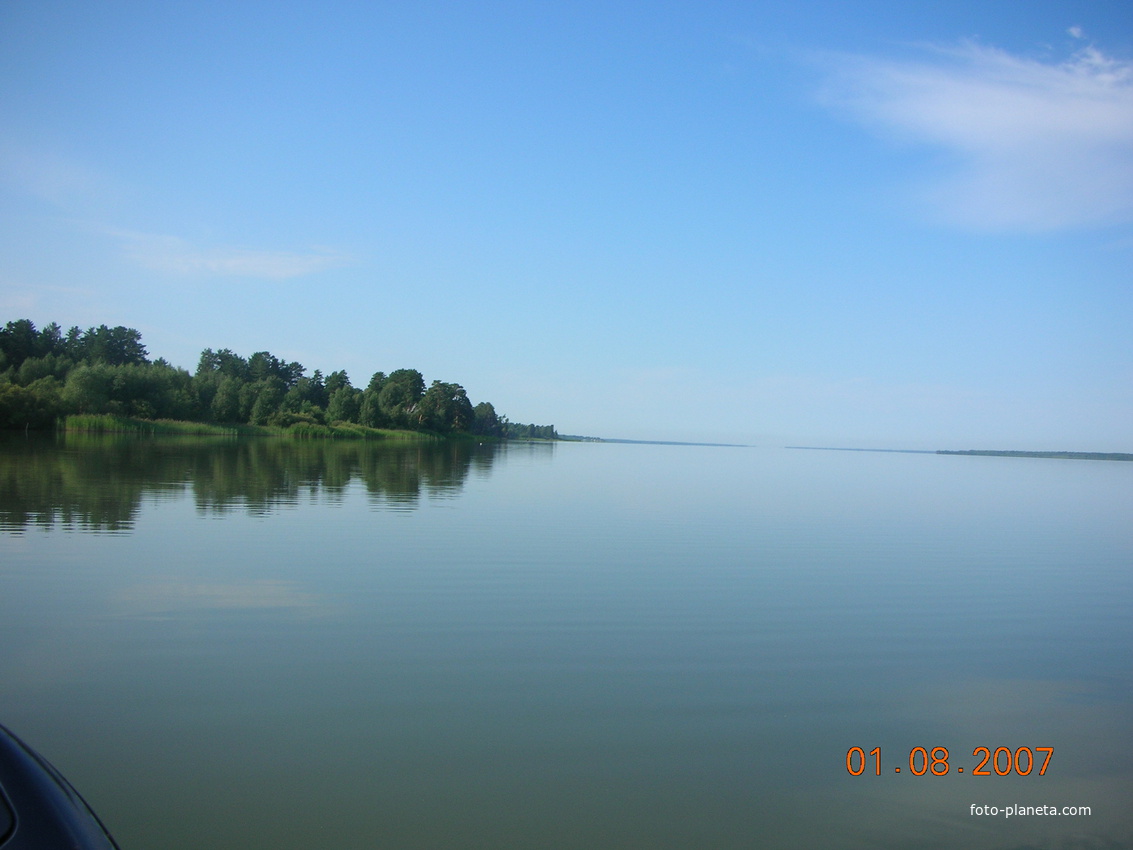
[845, 746, 1053, 776]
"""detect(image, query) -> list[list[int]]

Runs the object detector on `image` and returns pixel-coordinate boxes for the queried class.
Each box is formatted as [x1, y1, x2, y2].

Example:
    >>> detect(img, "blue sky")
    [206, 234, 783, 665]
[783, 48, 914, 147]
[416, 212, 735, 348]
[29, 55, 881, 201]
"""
[1, 1, 1131, 447]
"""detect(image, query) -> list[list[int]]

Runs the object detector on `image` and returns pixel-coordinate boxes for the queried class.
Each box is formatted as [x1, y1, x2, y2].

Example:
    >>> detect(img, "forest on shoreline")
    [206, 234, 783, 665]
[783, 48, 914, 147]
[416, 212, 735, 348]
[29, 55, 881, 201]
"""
[0, 319, 557, 439]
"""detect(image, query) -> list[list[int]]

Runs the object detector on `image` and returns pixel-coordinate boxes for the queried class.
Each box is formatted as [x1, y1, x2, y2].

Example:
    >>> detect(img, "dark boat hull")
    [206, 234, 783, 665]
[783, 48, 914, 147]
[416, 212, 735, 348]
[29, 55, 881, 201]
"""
[0, 723, 120, 849]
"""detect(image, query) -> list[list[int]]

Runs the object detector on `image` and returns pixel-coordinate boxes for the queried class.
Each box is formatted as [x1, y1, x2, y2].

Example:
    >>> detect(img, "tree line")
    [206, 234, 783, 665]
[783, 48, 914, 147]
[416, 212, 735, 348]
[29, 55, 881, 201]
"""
[0, 319, 556, 438]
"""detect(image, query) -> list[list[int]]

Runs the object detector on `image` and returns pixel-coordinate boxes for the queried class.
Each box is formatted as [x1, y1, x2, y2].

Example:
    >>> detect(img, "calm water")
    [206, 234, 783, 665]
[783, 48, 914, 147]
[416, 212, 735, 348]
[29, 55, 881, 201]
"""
[1, 434, 1131, 849]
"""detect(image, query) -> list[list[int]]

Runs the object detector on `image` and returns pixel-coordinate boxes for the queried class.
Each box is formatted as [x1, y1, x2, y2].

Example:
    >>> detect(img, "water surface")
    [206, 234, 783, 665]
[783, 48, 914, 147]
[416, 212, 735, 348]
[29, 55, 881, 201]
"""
[1, 434, 1130, 848]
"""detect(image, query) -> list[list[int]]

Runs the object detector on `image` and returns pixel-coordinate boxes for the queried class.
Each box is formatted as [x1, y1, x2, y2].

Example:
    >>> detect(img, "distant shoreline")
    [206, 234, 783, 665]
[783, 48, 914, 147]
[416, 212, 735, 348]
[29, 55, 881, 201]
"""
[787, 446, 1133, 462]
[936, 449, 1133, 461]
[560, 436, 752, 448]
[785, 446, 935, 454]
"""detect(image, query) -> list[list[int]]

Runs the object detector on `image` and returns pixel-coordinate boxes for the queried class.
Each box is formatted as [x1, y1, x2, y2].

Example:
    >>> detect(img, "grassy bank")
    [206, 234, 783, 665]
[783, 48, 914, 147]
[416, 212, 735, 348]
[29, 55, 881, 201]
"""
[62, 414, 245, 436]
[59, 414, 439, 440]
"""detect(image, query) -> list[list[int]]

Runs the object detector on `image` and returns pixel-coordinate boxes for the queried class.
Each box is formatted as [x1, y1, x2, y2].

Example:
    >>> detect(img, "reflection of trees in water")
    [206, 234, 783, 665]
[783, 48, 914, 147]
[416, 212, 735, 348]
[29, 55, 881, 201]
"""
[0, 433, 184, 532]
[0, 434, 506, 532]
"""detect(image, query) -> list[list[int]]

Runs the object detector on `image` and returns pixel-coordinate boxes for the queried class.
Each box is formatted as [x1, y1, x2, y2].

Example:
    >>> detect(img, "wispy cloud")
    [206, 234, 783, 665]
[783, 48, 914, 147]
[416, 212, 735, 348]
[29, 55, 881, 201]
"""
[821, 39, 1133, 230]
[113, 230, 349, 280]
[1, 143, 349, 280]
[0, 282, 95, 316]
[0, 142, 113, 209]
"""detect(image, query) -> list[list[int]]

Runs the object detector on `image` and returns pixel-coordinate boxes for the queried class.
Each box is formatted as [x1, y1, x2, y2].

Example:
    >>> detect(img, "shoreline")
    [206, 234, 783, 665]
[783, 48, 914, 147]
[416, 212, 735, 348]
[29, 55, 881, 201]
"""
[787, 446, 1133, 462]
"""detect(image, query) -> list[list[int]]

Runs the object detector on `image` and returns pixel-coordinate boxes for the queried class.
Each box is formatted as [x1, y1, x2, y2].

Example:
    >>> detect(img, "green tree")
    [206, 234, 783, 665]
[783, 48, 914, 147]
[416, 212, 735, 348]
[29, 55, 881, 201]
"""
[81, 325, 148, 366]
[325, 370, 351, 396]
[0, 319, 40, 369]
[296, 370, 328, 409]
[246, 351, 303, 386]
[326, 386, 362, 423]
[417, 381, 473, 432]
[472, 401, 502, 436]
[0, 378, 62, 429]
[38, 322, 64, 357]
[62, 326, 84, 360]
[197, 348, 249, 380]
[15, 354, 74, 386]
[211, 376, 243, 423]
[62, 363, 112, 413]
[249, 378, 286, 425]
[378, 369, 425, 428]
[358, 389, 385, 428]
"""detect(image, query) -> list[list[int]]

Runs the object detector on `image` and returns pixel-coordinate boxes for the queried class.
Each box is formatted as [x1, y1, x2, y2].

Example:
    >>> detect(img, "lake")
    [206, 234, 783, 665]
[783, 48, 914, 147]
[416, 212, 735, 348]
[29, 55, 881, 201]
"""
[1, 434, 1131, 849]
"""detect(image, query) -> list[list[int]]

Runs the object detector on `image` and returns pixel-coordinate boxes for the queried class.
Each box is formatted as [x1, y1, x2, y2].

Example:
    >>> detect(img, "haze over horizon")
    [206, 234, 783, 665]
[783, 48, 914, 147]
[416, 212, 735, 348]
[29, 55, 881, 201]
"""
[2, 2, 1131, 449]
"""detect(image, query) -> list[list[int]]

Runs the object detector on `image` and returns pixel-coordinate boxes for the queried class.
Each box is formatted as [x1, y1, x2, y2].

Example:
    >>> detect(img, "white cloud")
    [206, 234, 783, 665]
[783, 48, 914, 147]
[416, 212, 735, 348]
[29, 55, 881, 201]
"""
[114, 230, 348, 280]
[822, 40, 1133, 230]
